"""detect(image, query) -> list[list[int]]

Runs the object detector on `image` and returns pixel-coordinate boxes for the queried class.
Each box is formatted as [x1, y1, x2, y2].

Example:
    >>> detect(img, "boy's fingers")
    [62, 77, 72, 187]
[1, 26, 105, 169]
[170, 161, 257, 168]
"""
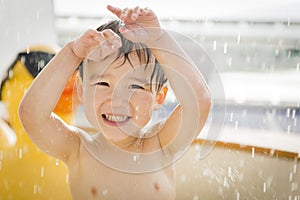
[107, 5, 122, 17]
[120, 7, 129, 20]
[102, 29, 122, 49]
[131, 6, 141, 20]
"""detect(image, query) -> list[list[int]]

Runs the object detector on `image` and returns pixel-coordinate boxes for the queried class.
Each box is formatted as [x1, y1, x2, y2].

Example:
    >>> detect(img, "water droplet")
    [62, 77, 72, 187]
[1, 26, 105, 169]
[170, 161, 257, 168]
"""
[55, 158, 59, 166]
[33, 184, 38, 194]
[237, 34, 241, 44]
[287, 108, 291, 118]
[252, 147, 255, 158]
[234, 121, 239, 130]
[289, 172, 293, 182]
[41, 167, 45, 178]
[18, 148, 23, 159]
[287, 125, 291, 134]
[236, 192, 240, 200]
[287, 17, 291, 27]
[223, 42, 228, 54]
[291, 182, 298, 192]
[194, 144, 200, 151]
[180, 174, 186, 182]
[263, 182, 267, 192]
[228, 166, 232, 177]
[274, 48, 280, 56]
[293, 163, 297, 174]
[227, 57, 232, 67]
[230, 112, 233, 122]
[102, 188, 108, 196]
[223, 177, 229, 188]
[288, 50, 292, 58]
[213, 41, 217, 51]
[133, 154, 139, 162]
[270, 149, 275, 156]
[292, 109, 296, 119]
[193, 195, 199, 200]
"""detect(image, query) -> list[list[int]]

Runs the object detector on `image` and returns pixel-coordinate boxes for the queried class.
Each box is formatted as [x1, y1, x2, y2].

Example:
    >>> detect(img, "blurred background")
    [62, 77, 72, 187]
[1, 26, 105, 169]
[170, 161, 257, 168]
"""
[0, 0, 299, 199]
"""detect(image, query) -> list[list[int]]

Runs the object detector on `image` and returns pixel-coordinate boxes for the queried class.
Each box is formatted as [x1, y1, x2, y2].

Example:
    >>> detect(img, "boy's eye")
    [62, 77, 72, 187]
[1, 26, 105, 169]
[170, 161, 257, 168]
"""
[129, 84, 144, 90]
[95, 82, 110, 87]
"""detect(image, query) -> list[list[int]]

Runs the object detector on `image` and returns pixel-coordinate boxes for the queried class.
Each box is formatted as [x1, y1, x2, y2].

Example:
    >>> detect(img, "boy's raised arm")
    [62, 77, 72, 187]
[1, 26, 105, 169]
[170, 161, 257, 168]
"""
[18, 42, 83, 163]
[108, 5, 211, 147]
[19, 29, 121, 162]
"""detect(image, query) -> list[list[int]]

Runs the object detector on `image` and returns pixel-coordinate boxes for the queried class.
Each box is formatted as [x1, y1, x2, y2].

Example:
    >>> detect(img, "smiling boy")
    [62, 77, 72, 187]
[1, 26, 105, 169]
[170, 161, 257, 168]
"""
[19, 5, 211, 199]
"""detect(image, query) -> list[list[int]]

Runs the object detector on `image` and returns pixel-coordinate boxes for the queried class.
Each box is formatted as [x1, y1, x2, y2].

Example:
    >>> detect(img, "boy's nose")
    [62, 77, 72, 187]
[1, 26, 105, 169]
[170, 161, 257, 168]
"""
[111, 90, 130, 107]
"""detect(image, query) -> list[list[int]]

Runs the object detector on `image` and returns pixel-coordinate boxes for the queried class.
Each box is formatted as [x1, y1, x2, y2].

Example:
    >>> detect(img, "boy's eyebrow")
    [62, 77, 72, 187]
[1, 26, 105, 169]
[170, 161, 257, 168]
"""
[88, 74, 111, 81]
[128, 76, 149, 84]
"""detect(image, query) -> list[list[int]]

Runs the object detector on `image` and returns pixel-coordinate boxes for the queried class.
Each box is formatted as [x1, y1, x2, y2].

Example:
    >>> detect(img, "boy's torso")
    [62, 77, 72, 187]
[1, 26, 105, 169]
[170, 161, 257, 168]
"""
[67, 142, 175, 200]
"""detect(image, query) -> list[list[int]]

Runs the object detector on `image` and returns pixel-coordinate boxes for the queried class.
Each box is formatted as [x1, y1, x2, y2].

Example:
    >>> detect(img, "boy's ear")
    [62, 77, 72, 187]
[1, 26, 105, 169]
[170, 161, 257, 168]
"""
[75, 72, 83, 103]
[154, 86, 168, 110]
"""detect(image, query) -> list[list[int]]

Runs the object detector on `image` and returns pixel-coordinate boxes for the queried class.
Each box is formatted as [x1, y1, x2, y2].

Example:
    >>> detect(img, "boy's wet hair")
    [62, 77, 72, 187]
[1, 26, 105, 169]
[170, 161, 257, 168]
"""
[79, 19, 167, 93]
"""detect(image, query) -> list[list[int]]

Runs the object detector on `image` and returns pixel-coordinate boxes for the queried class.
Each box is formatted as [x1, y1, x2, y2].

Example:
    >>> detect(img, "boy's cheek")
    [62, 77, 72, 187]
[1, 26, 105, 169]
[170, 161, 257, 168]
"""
[130, 91, 154, 115]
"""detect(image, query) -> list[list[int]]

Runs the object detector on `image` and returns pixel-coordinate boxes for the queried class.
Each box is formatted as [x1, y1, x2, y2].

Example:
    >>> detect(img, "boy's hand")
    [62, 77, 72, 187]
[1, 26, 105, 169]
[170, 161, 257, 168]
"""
[107, 5, 164, 45]
[72, 29, 121, 62]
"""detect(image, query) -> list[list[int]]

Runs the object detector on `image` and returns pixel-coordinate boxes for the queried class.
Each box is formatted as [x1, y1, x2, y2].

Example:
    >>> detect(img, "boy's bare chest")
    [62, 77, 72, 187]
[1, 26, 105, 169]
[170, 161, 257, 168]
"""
[67, 145, 175, 200]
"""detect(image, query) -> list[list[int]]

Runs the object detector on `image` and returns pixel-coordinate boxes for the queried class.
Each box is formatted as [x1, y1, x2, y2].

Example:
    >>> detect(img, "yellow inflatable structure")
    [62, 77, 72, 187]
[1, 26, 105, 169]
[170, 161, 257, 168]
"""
[0, 45, 76, 199]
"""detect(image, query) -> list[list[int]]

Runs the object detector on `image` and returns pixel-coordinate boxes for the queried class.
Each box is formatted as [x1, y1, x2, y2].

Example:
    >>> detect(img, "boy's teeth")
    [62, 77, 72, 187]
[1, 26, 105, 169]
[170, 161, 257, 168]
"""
[104, 114, 128, 122]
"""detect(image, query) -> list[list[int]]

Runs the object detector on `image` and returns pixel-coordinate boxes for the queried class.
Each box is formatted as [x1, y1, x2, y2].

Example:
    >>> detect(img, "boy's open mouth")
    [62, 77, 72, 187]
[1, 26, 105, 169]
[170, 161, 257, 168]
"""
[102, 114, 130, 126]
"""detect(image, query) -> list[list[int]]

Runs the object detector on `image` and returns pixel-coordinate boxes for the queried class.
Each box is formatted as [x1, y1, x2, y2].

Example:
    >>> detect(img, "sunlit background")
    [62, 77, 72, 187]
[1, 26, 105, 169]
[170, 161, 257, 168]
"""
[0, 0, 300, 199]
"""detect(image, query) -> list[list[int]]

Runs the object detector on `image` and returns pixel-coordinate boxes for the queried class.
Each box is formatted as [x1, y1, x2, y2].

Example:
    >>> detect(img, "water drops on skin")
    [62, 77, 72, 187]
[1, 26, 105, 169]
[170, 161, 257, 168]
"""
[180, 174, 187, 183]
[102, 188, 108, 196]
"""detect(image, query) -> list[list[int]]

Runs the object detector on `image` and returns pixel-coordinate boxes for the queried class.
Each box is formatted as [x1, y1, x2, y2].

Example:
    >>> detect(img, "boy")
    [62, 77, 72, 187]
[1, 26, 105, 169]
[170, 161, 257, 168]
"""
[19, 5, 211, 199]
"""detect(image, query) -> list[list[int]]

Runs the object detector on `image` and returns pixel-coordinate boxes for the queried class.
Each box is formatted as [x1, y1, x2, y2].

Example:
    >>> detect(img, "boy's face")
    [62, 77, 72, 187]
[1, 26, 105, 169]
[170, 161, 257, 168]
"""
[81, 52, 162, 141]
